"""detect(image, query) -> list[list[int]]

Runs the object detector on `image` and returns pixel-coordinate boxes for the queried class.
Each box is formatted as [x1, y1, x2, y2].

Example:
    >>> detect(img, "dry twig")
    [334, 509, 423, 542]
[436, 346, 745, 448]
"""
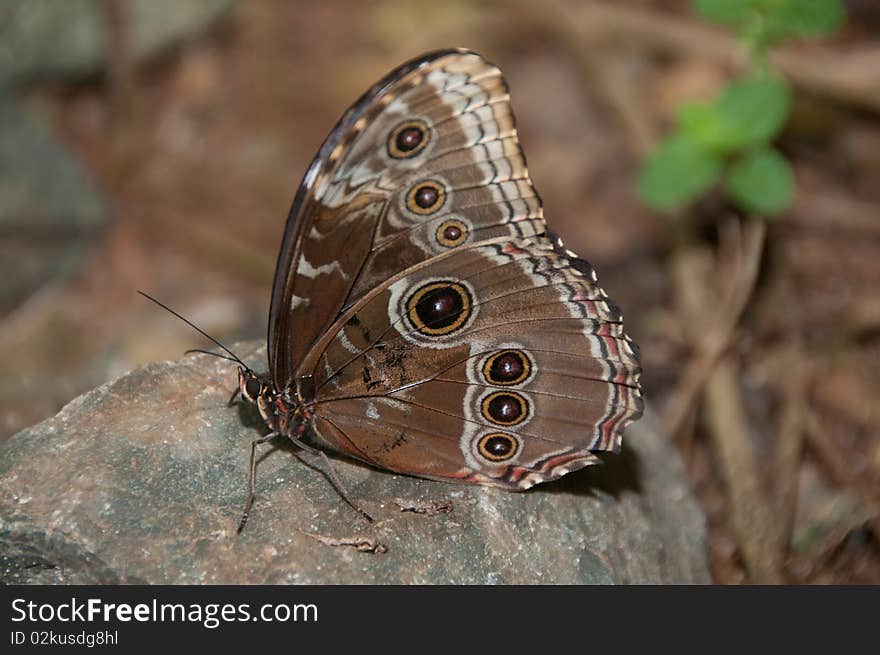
[394, 498, 453, 516]
[664, 217, 766, 439]
[561, 0, 880, 114]
[663, 217, 776, 582]
[770, 344, 808, 560]
[705, 357, 783, 583]
[305, 533, 388, 554]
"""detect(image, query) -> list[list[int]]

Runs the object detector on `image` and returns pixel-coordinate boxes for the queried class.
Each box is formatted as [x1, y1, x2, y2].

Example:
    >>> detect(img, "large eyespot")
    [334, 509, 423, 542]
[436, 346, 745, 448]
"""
[481, 391, 528, 426]
[388, 119, 430, 159]
[406, 180, 446, 215]
[406, 280, 472, 336]
[483, 349, 532, 386]
[477, 433, 520, 462]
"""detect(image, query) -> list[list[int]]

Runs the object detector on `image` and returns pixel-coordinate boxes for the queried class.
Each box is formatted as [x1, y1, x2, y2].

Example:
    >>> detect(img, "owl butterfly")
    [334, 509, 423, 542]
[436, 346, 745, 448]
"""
[235, 49, 643, 529]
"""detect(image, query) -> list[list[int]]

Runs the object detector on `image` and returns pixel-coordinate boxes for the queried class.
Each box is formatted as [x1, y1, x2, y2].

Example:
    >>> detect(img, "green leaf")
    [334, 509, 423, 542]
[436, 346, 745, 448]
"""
[677, 101, 734, 151]
[727, 146, 794, 215]
[693, 0, 752, 24]
[695, 0, 845, 49]
[677, 75, 791, 152]
[741, 13, 791, 51]
[771, 0, 846, 37]
[638, 133, 723, 211]
[715, 74, 791, 147]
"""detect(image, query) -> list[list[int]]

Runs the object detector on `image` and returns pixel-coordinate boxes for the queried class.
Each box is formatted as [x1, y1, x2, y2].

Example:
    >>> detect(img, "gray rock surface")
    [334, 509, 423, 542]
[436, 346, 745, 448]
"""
[0, 92, 105, 315]
[0, 342, 710, 584]
[0, 0, 236, 84]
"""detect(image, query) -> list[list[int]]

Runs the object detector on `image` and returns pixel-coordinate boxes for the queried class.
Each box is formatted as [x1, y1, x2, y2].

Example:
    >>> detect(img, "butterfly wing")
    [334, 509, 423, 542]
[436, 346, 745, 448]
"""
[269, 49, 543, 390]
[297, 233, 643, 489]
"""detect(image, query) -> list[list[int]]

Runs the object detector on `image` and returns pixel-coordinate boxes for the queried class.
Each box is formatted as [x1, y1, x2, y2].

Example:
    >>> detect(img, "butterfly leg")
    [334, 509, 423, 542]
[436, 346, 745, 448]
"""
[286, 434, 374, 524]
[237, 432, 280, 533]
[227, 386, 241, 407]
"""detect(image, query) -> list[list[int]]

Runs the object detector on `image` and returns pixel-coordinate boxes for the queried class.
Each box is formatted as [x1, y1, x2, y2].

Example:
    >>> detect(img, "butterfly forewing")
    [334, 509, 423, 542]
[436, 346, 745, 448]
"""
[268, 50, 543, 389]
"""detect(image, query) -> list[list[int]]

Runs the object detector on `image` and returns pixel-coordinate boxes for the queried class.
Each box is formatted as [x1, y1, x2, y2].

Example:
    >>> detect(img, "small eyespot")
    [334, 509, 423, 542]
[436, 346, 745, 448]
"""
[436, 219, 468, 248]
[482, 350, 531, 386]
[388, 120, 430, 159]
[481, 391, 528, 426]
[477, 433, 520, 462]
[406, 280, 473, 336]
[406, 180, 446, 215]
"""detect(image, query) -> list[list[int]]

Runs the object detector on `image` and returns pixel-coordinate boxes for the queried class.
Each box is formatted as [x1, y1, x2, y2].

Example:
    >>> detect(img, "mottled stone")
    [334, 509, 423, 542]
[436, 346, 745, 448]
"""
[0, 342, 709, 584]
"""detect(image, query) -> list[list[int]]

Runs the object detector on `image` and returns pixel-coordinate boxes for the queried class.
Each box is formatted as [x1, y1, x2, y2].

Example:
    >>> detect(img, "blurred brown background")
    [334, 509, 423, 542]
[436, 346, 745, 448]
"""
[1, 0, 878, 583]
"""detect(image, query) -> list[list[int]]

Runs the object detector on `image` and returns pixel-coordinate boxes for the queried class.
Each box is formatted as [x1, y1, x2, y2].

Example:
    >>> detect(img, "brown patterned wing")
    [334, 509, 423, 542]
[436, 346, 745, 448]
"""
[297, 233, 643, 489]
[269, 49, 545, 390]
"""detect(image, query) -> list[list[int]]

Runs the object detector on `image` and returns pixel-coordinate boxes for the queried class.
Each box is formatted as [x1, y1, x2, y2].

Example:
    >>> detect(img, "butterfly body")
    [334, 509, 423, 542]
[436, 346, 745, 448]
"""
[239, 49, 643, 503]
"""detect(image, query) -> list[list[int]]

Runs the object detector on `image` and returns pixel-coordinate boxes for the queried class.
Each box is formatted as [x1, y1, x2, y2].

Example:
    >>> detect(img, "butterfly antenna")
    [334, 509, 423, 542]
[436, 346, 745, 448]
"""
[184, 348, 242, 364]
[137, 290, 249, 369]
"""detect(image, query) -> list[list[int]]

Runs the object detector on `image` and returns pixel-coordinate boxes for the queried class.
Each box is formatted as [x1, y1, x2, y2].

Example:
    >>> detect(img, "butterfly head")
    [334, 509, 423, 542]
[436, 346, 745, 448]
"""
[135, 291, 278, 418]
[237, 366, 276, 423]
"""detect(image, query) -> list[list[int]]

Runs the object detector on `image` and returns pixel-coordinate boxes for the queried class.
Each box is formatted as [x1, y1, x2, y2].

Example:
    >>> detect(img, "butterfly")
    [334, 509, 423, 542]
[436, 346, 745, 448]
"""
[232, 49, 643, 530]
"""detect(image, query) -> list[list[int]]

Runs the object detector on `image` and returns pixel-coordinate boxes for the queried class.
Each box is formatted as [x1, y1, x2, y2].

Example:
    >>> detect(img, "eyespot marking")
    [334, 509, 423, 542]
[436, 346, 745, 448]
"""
[406, 180, 446, 215]
[388, 119, 430, 159]
[477, 433, 520, 462]
[481, 391, 528, 426]
[482, 349, 532, 386]
[406, 280, 472, 336]
[436, 219, 468, 247]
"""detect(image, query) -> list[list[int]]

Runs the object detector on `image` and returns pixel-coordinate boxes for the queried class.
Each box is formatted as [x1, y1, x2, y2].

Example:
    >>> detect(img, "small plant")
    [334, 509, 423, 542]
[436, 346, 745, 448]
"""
[638, 0, 845, 216]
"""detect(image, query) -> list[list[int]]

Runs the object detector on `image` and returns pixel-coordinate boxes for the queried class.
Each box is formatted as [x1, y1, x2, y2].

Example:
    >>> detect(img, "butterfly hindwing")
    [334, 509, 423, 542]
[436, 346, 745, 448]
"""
[298, 234, 643, 488]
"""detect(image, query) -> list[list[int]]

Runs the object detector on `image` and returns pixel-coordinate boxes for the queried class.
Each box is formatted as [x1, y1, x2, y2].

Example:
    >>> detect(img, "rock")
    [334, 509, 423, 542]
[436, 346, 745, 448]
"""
[0, 342, 710, 584]
[0, 0, 236, 85]
[0, 92, 105, 315]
